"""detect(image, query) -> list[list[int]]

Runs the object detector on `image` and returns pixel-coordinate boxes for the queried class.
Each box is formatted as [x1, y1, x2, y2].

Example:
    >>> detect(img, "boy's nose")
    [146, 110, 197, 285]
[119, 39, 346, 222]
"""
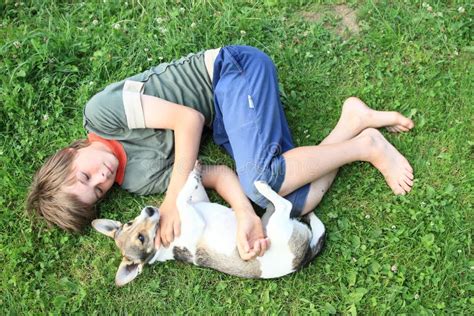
[100, 168, 111, 180]
[92, 171, 108, 185]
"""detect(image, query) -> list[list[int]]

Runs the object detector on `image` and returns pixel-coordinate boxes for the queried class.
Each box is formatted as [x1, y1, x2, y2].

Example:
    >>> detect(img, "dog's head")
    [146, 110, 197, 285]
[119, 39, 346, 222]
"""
[92, 206, 160, 286]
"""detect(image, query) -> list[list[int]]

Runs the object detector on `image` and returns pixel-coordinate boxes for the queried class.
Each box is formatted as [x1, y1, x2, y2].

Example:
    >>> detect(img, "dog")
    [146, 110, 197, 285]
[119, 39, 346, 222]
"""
[92, 162, 326, 286]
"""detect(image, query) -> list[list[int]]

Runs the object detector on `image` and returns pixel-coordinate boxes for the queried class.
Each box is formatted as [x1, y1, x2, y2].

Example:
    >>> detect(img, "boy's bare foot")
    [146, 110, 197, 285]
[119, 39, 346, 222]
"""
[359, 128, 414, 195]
[340, 97, 415, 134]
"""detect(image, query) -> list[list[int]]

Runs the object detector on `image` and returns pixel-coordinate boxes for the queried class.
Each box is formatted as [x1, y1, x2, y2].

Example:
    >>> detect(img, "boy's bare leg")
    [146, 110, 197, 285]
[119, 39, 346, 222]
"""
[278, 97, 415, 214]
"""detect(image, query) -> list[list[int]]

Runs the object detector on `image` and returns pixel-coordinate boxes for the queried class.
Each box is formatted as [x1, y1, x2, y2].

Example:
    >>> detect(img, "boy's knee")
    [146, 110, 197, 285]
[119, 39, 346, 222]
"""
[300, 183, 325, 216]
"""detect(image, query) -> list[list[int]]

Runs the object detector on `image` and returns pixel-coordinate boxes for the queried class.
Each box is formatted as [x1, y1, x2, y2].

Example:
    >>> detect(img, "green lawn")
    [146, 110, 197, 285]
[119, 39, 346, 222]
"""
[1, 0, 472, 314]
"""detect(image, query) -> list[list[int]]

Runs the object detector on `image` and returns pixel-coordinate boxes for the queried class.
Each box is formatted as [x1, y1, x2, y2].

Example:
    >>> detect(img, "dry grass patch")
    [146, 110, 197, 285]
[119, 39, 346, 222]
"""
[301, 4, 360, 39]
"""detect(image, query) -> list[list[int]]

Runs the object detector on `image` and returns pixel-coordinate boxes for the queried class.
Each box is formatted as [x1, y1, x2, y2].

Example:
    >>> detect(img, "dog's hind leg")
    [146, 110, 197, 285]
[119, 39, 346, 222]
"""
[302, 212, 326, 249]
[254, 181, 292, 217]
[261, 204, 275, 230]
[254, 181, 293, 241]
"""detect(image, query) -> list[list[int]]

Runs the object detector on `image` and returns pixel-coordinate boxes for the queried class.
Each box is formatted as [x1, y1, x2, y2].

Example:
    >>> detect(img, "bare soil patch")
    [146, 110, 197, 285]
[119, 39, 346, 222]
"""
[301, 4, 360, 39]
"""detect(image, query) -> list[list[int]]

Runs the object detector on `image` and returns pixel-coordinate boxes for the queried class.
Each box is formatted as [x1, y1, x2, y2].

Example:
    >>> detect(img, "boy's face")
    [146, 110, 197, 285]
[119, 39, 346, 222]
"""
[63, 142, 119, 204]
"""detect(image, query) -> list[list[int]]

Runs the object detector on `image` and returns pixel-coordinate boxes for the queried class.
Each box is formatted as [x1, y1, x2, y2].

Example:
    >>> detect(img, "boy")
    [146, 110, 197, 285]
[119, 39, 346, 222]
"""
[27, 46, 414, 260]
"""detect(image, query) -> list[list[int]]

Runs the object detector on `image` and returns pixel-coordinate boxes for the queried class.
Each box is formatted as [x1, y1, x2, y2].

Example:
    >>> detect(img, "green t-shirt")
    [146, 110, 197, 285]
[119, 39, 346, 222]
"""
[83, 51, 214, 195]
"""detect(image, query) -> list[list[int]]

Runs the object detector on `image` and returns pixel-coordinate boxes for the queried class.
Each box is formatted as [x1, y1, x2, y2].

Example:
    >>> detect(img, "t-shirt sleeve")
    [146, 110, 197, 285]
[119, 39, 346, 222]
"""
[83, 79, 148, 139]
[122, 160, 174, 195]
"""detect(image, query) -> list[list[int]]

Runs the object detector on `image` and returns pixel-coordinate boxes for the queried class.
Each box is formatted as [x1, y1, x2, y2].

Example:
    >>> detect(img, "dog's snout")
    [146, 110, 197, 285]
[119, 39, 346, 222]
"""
[145, 206, 155, 217]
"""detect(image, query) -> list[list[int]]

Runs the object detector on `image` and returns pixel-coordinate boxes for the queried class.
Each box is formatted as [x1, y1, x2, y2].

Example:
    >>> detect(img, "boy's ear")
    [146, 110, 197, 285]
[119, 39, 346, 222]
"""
[91, 219, 122, 239]
[116, 258, 143, 287]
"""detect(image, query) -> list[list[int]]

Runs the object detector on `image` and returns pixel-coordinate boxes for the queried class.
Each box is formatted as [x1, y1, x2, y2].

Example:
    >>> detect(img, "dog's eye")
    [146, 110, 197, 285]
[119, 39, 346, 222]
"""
[138, 234, 145, 244]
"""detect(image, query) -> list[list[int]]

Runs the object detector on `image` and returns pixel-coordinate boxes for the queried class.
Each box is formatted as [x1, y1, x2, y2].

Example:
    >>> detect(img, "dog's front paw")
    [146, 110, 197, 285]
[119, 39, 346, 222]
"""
[190, 160, 203, 184]
[193, 160, 203, 176]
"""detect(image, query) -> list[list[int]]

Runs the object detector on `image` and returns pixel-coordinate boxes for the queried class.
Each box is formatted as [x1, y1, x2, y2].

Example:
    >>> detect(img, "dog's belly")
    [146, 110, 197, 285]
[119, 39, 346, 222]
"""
[193, 202, 238, 256]
[184, 203, 314, 279]
[189, 203, 263, 278]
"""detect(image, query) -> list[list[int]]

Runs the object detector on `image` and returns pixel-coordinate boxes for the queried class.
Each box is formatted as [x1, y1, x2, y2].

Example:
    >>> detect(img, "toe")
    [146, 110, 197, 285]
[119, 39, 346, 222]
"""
[400, 179, 411, 193]
[390, 180, 404, 195]
[397, 125, 409, 132]
[394, 185, 405, 195]
[403, 163, 413, 173]
[399, 116, 415, 130]
[404, 177, 414, 187]
[386, 126, 396, 133]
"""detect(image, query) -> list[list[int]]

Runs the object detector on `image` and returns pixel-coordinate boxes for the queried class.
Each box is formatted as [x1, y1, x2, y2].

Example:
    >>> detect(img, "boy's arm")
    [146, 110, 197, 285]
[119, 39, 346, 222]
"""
[201, 165, 269, 260]
[140, 94, 205, 247]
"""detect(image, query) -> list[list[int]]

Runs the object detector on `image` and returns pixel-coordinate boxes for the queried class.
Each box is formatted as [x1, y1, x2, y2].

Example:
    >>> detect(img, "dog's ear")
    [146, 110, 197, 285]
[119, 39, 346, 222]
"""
[115, 258, 143, 287]
[91, 219, 122, 239]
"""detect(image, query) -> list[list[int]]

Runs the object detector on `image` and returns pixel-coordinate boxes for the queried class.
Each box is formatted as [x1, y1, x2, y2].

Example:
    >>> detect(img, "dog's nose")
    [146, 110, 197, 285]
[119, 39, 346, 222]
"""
[145, 206, 155, 217]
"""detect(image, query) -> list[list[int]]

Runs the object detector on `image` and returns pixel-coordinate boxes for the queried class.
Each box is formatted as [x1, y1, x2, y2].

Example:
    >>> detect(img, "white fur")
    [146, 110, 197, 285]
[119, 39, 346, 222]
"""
[148, 168, 325, 279]
[93, 164, 327, 286]
[307, 213, 325, 248]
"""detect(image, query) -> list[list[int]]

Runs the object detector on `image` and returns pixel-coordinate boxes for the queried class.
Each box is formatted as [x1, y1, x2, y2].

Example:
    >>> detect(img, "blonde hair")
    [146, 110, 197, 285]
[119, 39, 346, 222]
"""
[26, 139, 97, 233]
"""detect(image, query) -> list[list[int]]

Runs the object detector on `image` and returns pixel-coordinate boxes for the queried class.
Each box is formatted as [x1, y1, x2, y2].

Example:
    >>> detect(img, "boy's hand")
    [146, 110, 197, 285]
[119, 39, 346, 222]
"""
[156, 197, 181, 248]
[236, 212, 270, 260]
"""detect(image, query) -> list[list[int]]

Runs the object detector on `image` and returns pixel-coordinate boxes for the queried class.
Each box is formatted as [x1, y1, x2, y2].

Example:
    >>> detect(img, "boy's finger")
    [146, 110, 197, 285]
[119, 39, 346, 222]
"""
[154, 232, 161, 248]
[266, 237, 271, 250]
[162, 225, 173, 247]
[237, 244, 248, 260]
[241, 251, 254, 261]
[166, 229, 174, 245]
[244, 249, 257, 261]
[241, 239, 250, 253]
[237, 241, 254, 261]
[160, 232, 168, 247]
[258, 239, 267, 257]
[252, 240, 261, 256]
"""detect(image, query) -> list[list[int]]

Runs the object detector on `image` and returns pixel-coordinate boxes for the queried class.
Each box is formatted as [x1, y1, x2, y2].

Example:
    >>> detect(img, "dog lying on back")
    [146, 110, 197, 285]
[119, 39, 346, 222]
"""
[93, 162, 326, 286]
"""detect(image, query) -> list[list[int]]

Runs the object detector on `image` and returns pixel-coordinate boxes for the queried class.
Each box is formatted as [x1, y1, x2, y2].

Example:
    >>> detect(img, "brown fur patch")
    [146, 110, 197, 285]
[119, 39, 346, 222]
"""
[288, 224, 311, 270]
[195, 245, 261, 278]
[173, 246, 193, 263]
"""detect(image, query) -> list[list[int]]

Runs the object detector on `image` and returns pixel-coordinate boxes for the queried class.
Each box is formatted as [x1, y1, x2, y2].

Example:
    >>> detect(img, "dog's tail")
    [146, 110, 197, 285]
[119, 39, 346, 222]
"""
[298, 212, 326, 269]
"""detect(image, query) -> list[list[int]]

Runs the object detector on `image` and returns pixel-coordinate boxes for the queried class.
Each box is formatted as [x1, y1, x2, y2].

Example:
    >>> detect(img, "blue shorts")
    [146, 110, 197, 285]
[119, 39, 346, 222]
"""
[212, 45, 310, 218]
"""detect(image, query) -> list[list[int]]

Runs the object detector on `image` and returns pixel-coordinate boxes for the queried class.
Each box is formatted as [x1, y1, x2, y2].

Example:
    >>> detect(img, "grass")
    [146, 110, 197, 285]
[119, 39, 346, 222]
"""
[1, 0, 473, 314]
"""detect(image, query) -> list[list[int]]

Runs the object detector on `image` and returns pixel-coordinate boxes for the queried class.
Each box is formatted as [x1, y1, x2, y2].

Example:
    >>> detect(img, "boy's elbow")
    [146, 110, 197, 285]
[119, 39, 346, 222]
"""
[195, 111, 205, 125]
[179, 110, 205, 129]
[202, 165, 233, 189]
